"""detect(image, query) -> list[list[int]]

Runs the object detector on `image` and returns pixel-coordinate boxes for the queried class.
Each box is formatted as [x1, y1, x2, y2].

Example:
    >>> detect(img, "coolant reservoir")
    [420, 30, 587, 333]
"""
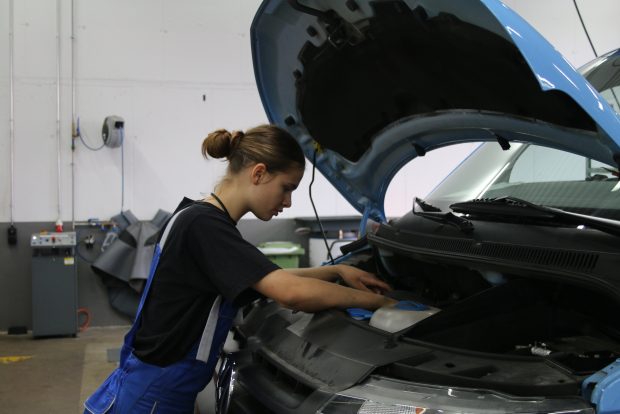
[369, 301, 439, 333]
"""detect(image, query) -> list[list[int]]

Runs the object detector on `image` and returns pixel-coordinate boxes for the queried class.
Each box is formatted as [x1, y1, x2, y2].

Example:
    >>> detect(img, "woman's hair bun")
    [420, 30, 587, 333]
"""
[202, 124, 305, 175]
[202, 129, 233, 159]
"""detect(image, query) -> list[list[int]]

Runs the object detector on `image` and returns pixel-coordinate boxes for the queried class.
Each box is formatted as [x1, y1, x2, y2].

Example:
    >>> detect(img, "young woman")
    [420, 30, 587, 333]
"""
[84, 124, 395, 414]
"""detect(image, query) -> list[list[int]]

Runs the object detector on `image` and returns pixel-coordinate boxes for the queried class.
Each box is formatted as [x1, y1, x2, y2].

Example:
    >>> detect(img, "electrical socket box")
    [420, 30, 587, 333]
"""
[31, 232, 76, 247]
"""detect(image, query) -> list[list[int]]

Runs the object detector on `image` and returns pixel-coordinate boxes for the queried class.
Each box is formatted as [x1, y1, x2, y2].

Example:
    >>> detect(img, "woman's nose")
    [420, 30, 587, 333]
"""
[283, 193, 292, 207]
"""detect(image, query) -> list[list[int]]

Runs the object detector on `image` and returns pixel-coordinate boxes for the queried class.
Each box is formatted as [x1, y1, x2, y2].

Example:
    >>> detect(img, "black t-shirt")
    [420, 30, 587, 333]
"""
[133, 198, 279, 366]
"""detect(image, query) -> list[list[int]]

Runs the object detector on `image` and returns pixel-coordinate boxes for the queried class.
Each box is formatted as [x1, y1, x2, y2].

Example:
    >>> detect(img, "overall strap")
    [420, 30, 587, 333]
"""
[196, 296, 223, 362]
[196, 296, 237, 363]
[134, 207, 188, 320]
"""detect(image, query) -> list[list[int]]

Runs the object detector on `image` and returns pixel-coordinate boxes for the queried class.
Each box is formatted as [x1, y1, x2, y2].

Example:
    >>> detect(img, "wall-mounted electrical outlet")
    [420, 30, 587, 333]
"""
[7, 225, 17, 246]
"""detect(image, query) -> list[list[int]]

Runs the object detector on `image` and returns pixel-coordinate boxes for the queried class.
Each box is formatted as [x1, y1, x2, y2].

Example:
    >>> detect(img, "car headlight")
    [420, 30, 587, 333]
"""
[318, 377, 594, 414]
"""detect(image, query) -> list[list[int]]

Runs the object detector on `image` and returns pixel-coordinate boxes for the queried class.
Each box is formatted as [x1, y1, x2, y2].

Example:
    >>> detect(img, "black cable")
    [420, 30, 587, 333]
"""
[309, 149, 335, 265]
[573, 0, 598, 57]
[610, 89, 620, 115]
[573, 2, 620, 142]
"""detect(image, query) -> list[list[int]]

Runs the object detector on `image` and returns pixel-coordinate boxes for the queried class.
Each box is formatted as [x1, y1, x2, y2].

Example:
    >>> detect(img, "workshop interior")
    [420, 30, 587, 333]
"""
[1, 0, 619, 413]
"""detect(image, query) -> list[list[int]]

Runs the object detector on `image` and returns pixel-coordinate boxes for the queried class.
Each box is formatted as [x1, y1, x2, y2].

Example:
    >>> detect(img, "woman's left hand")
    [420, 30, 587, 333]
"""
[336, 264, 392, 294]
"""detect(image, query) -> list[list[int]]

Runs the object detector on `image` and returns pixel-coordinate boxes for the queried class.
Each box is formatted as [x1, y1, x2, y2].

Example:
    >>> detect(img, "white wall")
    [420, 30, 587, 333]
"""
[503, 0, 620, 66]
[0, 0, 268, 223]
[1, 0, 619, 223]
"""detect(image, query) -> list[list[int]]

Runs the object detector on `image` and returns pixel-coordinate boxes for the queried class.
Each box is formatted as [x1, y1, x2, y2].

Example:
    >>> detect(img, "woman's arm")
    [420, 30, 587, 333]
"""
[285, 265, 340, 281]
[253, 269, 396, 313]
[287, 264, 392, 294]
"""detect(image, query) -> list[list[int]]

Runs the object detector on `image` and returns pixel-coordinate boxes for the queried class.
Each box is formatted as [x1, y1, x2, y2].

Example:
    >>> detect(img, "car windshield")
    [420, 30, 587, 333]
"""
[424, 50, 620, 223]
[426, 142, 620, 221]
[579, 49, 620, 115]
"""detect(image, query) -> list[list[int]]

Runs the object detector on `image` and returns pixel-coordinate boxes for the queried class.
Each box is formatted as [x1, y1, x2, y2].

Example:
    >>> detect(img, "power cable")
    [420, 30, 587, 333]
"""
[309, 148, 335, 265]
[573, 2, 620, 126]
[78, 132, 105, 151]
[77, 308, 91, 332]
[77, 118, 105, 151]
[573, 0, 598, 57]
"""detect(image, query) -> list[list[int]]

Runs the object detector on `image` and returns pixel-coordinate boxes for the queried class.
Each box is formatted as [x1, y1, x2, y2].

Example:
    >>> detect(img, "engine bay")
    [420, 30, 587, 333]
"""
[230, 217, 620, 402]
[352, 220, 620, 391]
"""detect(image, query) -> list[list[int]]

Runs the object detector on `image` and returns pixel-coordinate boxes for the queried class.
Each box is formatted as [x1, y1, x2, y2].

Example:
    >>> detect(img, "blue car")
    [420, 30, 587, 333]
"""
[215, 1, 620, 413]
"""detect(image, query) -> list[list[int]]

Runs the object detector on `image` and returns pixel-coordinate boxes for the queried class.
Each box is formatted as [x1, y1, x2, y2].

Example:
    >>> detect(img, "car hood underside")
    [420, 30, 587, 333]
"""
[251, 0, 620, 220]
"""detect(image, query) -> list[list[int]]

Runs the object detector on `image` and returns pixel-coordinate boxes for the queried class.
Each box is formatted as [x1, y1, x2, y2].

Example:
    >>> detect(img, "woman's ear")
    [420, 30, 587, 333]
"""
[250, 163, 268, 185]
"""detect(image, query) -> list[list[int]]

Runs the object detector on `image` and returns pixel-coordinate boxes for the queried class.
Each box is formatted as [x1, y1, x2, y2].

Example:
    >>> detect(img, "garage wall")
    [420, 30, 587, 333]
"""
[0, 0, 365, 226]
[503, 0, 620, 67]
[0, 219, 311, 330]
[0, 0, 619, 223]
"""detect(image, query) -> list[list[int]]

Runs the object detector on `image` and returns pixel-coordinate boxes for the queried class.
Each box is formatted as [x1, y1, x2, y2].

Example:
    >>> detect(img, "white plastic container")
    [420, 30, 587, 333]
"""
[369, 301, 440, 333]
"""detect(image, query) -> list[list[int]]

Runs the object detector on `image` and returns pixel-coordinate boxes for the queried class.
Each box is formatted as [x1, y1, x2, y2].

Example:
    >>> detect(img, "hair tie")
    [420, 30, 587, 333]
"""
[231, 130, 244, 142]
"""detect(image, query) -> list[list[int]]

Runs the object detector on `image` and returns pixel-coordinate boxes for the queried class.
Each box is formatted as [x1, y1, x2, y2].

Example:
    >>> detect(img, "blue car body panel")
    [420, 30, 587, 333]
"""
[480, 0, 620, 145]
[583, 359, 620, 414]
[251, 0, 620, 223]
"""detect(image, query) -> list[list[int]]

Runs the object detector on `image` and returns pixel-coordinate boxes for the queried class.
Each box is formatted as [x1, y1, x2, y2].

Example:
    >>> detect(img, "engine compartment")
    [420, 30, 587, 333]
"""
[368, 241, 620, 379]
[229, 244, 620, 402]
[229, 217, 620, 403]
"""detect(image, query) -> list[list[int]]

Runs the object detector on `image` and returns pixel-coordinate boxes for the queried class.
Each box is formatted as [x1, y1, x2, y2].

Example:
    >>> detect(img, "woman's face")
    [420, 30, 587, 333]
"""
[251, 166, 304, 221]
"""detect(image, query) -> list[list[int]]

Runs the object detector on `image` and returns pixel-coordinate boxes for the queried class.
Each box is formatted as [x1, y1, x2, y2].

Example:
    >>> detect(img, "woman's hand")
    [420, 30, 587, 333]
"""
[336, 264, 392, 294]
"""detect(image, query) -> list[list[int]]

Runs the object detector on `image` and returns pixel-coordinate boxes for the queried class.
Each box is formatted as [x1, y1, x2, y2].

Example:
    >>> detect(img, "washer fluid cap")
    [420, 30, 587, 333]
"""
[346, 308, 374, 321]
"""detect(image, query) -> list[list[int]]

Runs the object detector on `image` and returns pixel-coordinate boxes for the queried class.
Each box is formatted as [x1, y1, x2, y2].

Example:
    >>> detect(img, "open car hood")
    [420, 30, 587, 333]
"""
[251, 0, 620, 222]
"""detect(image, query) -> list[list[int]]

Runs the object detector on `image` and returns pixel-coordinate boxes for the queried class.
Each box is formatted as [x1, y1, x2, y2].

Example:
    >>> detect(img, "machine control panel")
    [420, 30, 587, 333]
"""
[31, 232, 77, 247]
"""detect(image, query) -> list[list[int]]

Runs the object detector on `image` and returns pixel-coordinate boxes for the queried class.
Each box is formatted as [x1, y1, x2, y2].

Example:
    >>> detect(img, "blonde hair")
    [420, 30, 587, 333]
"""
[202, 124, 305, 174]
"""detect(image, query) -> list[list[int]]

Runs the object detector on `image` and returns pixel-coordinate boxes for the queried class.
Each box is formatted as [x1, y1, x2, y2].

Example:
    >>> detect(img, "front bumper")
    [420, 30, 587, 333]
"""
[216, 352, 594, 414]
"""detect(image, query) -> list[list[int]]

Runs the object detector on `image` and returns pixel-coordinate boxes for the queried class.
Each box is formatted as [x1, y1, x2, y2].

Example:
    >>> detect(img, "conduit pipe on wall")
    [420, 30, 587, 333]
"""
[8, 0, 15, 225]
[56, 0, 63, 226]
[71, 0, 76, 230]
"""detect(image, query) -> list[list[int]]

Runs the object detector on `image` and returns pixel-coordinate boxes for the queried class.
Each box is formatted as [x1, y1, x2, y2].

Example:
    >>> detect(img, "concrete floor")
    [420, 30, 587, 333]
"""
[0, 326, 127, 413]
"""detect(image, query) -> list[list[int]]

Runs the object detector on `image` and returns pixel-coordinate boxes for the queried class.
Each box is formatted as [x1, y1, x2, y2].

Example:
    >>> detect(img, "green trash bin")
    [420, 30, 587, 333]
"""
[257, 241, 305, 268]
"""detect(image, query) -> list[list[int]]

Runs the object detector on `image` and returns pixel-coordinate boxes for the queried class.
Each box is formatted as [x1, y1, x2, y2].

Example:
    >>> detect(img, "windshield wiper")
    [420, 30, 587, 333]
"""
[414, 197, 442, 212]
[450, 196, 620, 238]
[413, 197, 474, 233]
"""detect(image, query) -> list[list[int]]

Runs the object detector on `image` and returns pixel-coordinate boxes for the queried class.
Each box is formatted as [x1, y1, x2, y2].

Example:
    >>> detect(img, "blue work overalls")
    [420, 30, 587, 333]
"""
[84, 208, 237, 414]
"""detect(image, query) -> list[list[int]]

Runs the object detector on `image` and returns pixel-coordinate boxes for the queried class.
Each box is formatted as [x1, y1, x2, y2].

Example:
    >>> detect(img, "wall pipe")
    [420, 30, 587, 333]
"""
[56, 0, 62, 225]
[71, 0, 76, 230]
[8, 0, 15, 225]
